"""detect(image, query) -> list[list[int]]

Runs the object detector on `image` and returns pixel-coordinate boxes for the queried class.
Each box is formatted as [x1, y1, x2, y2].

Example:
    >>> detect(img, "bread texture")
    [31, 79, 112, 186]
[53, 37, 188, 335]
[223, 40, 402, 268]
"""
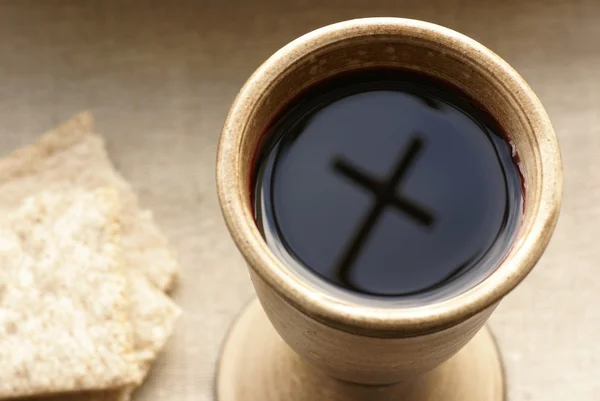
[21, 275, 181, 401]
[0, 189, 139, 398]
[0, 114, 182, 401]
[0, 112, 179, 292]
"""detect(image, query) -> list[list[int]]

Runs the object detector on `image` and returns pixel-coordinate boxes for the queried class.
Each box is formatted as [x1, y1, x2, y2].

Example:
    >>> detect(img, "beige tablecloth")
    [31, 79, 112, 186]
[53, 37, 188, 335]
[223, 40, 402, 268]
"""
[0, 1, 598, 400]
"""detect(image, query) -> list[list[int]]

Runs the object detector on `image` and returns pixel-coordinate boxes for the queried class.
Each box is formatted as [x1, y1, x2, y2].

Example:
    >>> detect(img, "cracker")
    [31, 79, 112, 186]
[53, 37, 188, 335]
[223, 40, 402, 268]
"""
[0, 115, 182, 401]
[25, 275, 181, 401]
[0, 113, 179, 291]
[0, 113, 180, 401]
[0, 189, 139, 398]
[127, 273, 181, 376]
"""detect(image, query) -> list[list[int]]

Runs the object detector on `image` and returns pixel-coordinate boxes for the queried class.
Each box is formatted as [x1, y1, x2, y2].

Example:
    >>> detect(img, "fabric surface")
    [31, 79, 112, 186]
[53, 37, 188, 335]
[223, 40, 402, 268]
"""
[0, 1, 598, 400]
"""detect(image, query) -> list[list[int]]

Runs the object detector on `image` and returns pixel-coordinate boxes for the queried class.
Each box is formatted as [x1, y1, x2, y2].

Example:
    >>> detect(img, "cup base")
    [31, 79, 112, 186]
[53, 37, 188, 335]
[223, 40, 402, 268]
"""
[216, 299, 505, 401]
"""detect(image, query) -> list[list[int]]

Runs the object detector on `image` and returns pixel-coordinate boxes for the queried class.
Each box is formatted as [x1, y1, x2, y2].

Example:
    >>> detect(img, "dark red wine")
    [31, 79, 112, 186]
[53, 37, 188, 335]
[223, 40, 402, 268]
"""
[253, 69, 523, 298]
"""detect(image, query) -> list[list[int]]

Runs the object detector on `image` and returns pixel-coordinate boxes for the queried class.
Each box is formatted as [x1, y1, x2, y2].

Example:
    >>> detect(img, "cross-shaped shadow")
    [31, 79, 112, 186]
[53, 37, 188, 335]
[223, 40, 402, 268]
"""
[331, 135, 436, 291]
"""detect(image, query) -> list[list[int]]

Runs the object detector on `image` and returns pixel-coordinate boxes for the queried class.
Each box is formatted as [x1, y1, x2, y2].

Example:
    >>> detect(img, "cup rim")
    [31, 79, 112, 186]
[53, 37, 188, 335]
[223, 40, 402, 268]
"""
[217, 17, 562, 336]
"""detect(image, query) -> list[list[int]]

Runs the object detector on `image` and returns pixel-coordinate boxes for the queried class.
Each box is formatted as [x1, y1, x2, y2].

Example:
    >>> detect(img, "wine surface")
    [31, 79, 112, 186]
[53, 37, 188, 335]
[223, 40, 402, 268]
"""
[253, 69, 523, 297]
